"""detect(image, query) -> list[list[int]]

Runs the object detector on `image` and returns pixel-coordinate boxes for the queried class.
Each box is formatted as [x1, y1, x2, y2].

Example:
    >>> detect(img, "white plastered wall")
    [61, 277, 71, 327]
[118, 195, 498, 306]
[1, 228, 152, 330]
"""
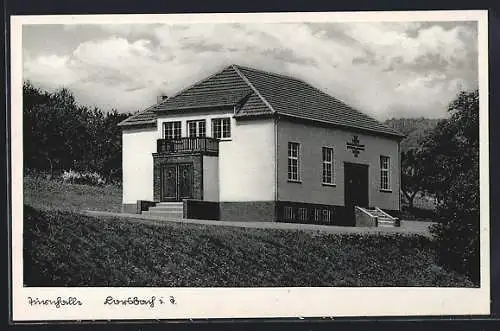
[122, 127, 157, 204]
[218, 118, 276, 202]
[203, 155, 219, 201]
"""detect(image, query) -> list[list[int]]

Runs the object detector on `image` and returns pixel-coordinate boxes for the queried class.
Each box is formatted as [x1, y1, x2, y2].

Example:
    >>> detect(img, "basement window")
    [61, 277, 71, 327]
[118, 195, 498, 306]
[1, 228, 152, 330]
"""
[322, 209, 331, 223]
[314, 209, 321, 222]
[298, 207, 308, 221]
[284, 206, 294, 220]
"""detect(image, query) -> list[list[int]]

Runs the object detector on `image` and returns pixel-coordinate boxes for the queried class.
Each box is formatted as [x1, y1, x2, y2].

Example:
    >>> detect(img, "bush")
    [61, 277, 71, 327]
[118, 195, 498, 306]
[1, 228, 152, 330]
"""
[400, 205, 437, 222]
[421, 90, 479, 285]
[24, 174, 122, 212]
[430, 173, 480, 284]
[61, 170, 106, 186]
[430, 211, 479, 284]
[23, 205, 475, 287]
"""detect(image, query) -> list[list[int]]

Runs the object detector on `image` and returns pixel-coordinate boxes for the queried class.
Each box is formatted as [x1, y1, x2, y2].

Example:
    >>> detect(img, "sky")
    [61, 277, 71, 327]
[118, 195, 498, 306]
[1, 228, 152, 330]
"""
[22, 21, 478, 120]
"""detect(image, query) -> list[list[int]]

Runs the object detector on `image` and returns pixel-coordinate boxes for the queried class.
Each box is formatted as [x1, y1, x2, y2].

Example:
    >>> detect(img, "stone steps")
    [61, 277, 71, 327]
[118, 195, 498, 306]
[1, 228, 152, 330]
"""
[149, 206, 183, 211]
[357, 206, 399, 227]
[377, 218, 397, 227]
[141, 202, 183, 218]
[368, 210, 397, 227]
[156, 202, 183, 207]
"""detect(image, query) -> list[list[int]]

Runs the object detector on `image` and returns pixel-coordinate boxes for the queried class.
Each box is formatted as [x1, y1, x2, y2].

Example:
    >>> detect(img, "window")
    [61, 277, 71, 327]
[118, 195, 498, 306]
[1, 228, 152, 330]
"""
[380, 155, 391, 191]
[298, 208, 308, 221]
[322, 147, 334, 184]
[163, 121, 181, 139]
[284, 206, 293, 220]
[314, 209, 321, 222]
[322, 209, 331, 223]
[288, 142, 300, 181]
[212, 118, 231, 139]
[187, 120, 206, 137]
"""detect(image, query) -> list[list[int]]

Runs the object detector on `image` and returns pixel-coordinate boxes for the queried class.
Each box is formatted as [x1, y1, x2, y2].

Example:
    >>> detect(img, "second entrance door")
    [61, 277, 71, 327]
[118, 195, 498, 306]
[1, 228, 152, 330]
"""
[344, 162, 369, 225]
[161, 163, 193, 201]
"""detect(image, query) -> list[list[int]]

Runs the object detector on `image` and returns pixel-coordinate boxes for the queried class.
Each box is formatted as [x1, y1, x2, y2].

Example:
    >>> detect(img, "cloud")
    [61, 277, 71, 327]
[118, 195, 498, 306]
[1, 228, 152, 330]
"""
[24, 53, 76, 86]
[22, 21, 478, 118]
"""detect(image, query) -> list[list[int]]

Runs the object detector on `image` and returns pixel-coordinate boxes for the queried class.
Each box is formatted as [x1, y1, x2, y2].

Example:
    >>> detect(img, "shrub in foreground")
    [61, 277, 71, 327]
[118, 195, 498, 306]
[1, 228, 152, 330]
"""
[420, 90, 479, 285]
[24, 205, 474, 287]
[430, 176, 480, 285]
[23, 174, 122, 213]
[61, 169, 106, 186]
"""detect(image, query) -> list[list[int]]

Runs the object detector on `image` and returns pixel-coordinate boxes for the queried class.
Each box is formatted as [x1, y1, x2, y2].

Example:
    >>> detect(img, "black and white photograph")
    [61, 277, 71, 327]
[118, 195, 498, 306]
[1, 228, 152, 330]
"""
[10, 10, 490, 320]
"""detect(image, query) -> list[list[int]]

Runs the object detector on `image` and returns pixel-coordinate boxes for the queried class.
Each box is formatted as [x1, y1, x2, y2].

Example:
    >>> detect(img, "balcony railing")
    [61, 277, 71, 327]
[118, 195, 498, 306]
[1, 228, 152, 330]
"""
[157, 137, 219, 155]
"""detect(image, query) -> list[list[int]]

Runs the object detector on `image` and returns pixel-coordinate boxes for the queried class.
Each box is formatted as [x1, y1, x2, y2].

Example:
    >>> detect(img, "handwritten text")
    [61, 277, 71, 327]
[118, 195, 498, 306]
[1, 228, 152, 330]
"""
[27, 296, 83, 308]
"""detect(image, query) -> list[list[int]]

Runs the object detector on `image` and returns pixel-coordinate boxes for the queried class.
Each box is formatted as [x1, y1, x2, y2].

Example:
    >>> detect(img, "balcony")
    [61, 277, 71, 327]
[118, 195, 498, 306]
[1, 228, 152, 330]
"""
[156, 137, 219, 155]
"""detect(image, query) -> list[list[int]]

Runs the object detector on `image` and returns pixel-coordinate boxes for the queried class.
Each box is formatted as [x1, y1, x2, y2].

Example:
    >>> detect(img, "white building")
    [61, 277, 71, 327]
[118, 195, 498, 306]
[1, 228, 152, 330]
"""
[118, 64, 404, 226]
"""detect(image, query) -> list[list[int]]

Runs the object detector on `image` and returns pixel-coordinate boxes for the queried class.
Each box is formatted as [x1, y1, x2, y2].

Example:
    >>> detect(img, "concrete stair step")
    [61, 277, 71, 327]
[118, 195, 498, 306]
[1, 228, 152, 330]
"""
[377, 219, 396, 227]
[149, 206, 183, 211]
[149, 209, 183, 215]
[143, 210, 183, 218]
[366, 209, 385, 216]
[156, 202, 183, 206]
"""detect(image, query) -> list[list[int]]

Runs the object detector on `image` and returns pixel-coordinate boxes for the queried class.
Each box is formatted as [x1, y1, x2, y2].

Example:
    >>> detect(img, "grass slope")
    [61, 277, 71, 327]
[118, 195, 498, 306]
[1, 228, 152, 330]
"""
[24, 205, 474, 287]
[24, 174, 122, 212]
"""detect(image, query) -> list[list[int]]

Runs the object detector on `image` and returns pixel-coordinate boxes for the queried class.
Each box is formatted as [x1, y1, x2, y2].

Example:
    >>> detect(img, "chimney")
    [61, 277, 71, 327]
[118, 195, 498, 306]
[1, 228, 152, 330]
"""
[157, 95, 168, 104]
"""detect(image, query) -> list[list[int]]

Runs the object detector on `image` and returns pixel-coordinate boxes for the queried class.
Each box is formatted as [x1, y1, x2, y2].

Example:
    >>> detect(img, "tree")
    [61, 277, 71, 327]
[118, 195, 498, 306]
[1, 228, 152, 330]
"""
[384, 117, 440, 152]
[400, 149, 425, 209]
[419, 90, 479, 283]
[23, 81, 133, 181]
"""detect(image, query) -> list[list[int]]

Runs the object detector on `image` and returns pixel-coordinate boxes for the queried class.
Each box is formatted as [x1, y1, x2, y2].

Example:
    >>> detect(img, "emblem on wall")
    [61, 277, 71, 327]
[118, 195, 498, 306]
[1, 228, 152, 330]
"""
[346, 135, 365, 157]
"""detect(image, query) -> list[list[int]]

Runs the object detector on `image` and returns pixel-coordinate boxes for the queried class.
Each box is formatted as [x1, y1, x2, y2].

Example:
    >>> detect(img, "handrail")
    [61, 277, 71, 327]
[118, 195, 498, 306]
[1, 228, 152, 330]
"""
[157, 137, 219, 154]
[374, 207, 397, 220]
[355, 206, 377, 218]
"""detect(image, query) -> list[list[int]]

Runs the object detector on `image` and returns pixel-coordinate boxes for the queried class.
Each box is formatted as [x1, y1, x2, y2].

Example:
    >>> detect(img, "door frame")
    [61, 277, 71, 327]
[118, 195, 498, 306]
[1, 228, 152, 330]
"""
[160, 162, 194, 202]
[343, 161, 370, 208]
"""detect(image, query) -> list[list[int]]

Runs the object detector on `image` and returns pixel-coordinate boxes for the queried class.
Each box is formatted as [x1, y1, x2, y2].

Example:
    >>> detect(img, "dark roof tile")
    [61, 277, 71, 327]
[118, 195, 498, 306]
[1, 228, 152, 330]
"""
[233, 65, 404, 137]
[154, 66, 252, 112]
[120, 64, 404, 138]
[118, 109, 156, 127]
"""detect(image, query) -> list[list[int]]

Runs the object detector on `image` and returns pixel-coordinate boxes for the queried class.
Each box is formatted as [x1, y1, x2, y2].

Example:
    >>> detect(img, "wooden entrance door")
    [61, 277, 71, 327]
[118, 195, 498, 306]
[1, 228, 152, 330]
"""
[344, 162, 369, 225]
[161, 163, 193, 201]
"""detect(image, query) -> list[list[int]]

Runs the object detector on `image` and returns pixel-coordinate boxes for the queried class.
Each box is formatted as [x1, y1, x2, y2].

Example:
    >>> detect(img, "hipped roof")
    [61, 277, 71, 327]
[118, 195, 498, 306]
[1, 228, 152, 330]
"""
[119, 64, 404, 138]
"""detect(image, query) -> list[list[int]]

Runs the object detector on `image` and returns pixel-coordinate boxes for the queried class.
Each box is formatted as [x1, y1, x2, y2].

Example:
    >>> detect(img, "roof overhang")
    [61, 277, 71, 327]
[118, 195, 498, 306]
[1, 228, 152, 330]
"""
[154, 104, 235, 114]
[119, 121, 157, 130]
[236, 112, 405, 140]
[279, 113, 405, 140]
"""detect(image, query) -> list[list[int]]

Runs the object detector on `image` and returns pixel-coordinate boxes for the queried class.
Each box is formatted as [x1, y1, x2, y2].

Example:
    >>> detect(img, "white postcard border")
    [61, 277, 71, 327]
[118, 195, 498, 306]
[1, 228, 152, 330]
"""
[10, 10, 490, 321]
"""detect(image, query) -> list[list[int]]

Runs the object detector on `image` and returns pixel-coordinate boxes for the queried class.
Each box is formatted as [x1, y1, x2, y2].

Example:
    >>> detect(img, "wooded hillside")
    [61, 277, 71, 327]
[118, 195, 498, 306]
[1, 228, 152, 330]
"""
[384, 117, 441, 152]
[23, 81, 134, 182]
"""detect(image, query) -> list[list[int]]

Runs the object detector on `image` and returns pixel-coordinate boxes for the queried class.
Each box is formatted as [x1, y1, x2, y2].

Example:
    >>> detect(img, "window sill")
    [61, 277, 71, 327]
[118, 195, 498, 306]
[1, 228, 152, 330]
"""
[322, 183, 336, 187]
[218, 138, 232, 142]
[380, 189, 393, 193]
[287, 179, 302, 184]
